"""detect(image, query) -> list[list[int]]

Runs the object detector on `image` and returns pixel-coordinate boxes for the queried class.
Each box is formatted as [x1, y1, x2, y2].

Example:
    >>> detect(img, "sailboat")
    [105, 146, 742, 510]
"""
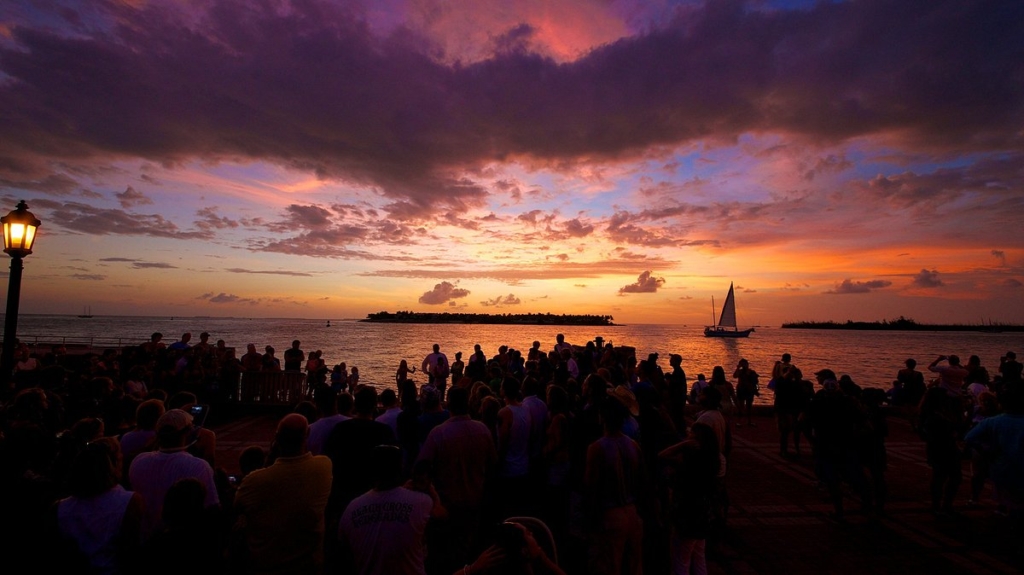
[78, 306, 94, 319]
[704, 283, 754, 338]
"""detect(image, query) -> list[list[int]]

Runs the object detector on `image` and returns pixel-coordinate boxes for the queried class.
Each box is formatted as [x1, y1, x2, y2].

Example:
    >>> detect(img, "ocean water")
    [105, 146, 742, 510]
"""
[12, 315, 1024, 404]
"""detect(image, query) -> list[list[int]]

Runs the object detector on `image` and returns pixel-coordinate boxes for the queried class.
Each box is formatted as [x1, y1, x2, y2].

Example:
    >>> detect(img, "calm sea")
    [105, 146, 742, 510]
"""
[12, 315, 1024, 404]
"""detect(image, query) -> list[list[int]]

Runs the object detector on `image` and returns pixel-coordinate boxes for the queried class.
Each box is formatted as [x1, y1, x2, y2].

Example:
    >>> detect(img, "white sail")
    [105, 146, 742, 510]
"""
[717, 283, 738, 329]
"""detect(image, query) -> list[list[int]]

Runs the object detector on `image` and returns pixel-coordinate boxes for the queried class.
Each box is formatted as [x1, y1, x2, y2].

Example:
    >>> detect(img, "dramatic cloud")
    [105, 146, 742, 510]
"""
[826, 279, 894, 294]
[1004, 278, 1022, 288]
[71, 274, 106, 281]
[911, 269, 944, 289]
[2, 0, 1021, 210]
[1, 0, 1022, 324]
[30, 200, 212, 239]
[418, 281, 471, 305]
[480, 294, 522, 307]
[618, 271, 665, 294]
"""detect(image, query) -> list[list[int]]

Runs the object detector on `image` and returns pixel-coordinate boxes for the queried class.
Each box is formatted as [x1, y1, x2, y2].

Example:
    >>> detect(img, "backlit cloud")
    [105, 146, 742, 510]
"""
[619, 271, 665, 294]
[480, 294, 522, 307]
[911, 269, 944, 289]
[225, 268, 315, 277]
[3, 0, 1021, 208]
[418, 281, 471, 305]
[826, 279, 894, 295]
[116, 186, 153, 208]
[0, 1, 1021, 323]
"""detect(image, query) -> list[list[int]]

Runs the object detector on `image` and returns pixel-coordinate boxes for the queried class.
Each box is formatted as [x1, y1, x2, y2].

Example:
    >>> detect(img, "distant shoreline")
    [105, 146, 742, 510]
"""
[362, 311, 617, 326]
[782, 318, 1024, 332]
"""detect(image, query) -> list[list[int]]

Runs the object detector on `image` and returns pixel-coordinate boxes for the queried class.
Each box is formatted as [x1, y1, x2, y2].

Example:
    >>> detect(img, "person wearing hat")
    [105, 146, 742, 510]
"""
[609, 385, 642, 440]
[128, 408, 220, 541]
[584, 389, 647, 575]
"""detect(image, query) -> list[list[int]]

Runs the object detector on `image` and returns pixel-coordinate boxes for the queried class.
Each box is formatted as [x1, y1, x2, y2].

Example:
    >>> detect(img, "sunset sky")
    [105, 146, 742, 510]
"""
[0, 0, 1021, 325]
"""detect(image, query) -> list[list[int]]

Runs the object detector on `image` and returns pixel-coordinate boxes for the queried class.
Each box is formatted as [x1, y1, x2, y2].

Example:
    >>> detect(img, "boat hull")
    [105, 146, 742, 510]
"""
[704, 327, 754, 338]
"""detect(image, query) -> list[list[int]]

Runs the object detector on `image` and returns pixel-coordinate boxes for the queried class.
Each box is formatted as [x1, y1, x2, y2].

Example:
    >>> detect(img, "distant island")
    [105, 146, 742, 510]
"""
[782, 316, 1024, 332]
[363, 311, 617, 326]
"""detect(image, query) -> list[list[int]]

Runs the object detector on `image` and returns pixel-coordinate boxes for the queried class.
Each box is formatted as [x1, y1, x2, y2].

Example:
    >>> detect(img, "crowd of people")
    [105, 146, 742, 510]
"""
[1, 331, 1022, 575]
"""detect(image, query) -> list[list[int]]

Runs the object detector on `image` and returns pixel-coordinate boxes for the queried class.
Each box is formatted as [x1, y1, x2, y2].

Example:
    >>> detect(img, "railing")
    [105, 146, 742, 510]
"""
[236, 371, 308, 406]
[12, 335, 136, 351]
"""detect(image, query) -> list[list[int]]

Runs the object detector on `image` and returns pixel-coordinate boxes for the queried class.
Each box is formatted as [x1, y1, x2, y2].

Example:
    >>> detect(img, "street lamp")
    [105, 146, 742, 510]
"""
[2, 200, 41, 387]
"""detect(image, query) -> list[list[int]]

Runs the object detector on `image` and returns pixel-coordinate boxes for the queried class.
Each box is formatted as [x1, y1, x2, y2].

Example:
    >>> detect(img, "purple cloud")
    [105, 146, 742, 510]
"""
[619, 270, 665, 294]
[418, 281, 471, 305]
[911, 269, 944, 289]
[116, 185, 153, 208]
[826, 279, 894, 294]
[480, 293, 522, 307]
[206, 292, 260, 305]
[225, 268, 314, 277]
[2, 0, 1019, 209]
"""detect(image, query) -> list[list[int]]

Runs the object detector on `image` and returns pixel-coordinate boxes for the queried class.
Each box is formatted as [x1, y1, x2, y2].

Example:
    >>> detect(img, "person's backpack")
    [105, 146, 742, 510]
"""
[434, 354, 450, 378]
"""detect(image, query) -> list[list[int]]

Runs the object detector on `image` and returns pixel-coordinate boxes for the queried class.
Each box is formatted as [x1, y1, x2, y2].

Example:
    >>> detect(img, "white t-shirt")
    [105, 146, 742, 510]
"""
[338, 487, 432, 575]
[307, 414, 350, 456]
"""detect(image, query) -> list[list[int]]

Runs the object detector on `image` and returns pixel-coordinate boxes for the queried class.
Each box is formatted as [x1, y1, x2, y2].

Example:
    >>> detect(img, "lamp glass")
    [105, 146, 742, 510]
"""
[2, 201, 40, 255]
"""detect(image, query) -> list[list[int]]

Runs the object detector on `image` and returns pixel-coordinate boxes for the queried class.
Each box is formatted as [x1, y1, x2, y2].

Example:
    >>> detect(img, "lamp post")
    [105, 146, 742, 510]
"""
[1, 200, 41, 387]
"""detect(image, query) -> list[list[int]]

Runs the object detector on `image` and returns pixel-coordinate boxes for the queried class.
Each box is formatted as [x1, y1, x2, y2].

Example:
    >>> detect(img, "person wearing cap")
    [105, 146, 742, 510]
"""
[128, 408, 220, 541]
[233, 413, 332, 574]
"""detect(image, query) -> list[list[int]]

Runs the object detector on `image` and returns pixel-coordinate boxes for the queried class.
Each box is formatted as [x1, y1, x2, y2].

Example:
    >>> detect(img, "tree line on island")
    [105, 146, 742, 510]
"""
[362, 311, 616, 326]
[782, 316, 1024, 332]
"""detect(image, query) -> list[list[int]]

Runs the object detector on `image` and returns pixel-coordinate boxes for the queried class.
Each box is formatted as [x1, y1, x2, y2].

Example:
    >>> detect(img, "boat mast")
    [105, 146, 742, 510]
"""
[711, 295, 716, 328]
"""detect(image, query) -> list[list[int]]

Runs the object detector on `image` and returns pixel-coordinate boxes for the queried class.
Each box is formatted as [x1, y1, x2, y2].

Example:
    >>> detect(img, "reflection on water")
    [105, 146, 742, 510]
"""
[12, 315, 1024, 404]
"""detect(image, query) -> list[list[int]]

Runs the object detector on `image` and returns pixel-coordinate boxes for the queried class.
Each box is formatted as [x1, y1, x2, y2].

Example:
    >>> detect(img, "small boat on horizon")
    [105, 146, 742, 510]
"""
[78, 305, 93, 319]
[704, 283, 754, 338]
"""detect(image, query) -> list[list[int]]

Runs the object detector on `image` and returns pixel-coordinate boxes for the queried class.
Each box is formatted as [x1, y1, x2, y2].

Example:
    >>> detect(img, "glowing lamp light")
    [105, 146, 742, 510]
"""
[2, 200, 41, 258]
[2, 200, 41, 388]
